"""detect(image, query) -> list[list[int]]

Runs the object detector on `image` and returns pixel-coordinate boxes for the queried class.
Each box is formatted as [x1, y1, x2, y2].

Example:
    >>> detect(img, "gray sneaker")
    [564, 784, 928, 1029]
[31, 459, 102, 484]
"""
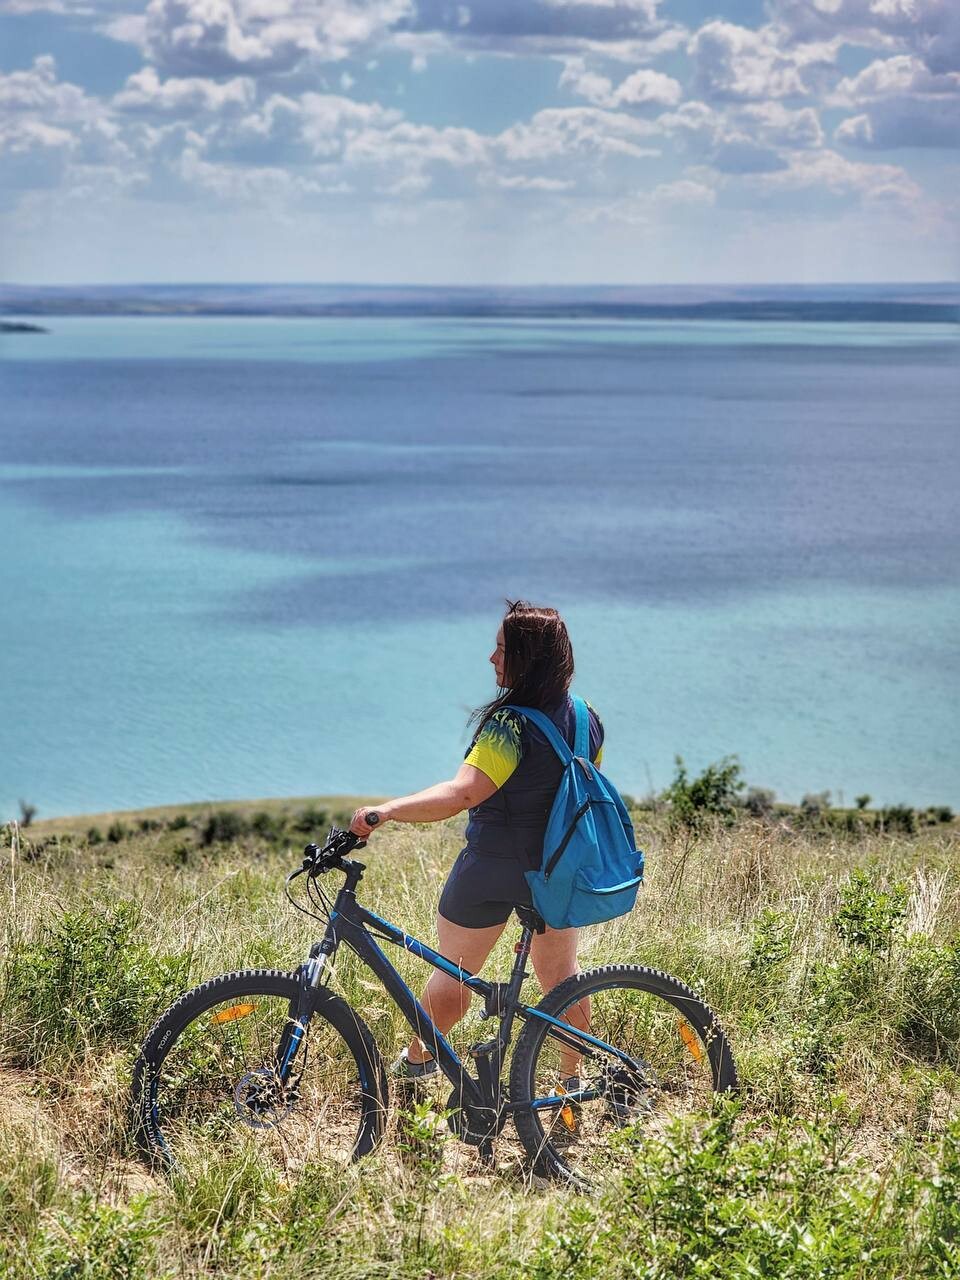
[390, 1047, 440, 1092]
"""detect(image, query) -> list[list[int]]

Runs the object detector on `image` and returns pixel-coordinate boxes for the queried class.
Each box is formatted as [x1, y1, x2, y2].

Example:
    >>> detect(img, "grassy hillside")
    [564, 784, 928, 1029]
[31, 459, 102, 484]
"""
[1, 800, 958, 1278]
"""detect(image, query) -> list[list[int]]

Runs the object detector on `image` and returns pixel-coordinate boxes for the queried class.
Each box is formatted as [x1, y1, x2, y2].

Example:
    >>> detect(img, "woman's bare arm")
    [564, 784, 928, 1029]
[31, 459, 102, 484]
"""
[350, 763, 498, 835]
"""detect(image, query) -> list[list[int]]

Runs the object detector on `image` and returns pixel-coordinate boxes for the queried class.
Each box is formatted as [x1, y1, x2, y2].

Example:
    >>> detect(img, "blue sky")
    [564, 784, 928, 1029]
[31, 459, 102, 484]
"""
[1, 0, 958, 283]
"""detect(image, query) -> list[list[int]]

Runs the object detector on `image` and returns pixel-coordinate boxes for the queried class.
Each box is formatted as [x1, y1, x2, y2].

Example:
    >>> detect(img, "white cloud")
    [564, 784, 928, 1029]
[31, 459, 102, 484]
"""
[773, 0, 960, 75]
[831, 53, 960, 147]
[689, 20, 838, 101]
[491, 173, 574, 190]
[139, 0, 414, 76]
[754, 147, 923, 204]
[560, 57, 681, 108]
[0, 56, 94, 119]
[498, 106, 660, 162]
[113, 67, 256, 115]
[740, 101, 824, 148]
[832, 54, 960, 103]
[656, 98, 822, 172]
[650, 177, 716, 204]
[577, 171, 718, 224]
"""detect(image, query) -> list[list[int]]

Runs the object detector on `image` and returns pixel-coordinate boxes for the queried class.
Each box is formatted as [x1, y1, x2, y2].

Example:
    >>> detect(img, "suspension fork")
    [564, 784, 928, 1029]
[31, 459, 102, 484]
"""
[275, 913, 342, 1084]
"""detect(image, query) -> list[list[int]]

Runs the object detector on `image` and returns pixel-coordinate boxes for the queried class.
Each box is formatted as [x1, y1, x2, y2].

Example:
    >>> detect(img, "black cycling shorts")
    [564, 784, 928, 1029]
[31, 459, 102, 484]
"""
[438, 846, 533, 929]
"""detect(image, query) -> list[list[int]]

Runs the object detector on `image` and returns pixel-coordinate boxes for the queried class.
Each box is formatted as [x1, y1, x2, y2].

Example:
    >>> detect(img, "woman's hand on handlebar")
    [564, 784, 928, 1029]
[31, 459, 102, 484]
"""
[349, 807, 384, 838]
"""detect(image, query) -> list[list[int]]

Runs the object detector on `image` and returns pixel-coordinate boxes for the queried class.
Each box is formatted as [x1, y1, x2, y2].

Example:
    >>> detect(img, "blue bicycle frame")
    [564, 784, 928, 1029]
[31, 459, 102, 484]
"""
[289, 853, 640, 1135]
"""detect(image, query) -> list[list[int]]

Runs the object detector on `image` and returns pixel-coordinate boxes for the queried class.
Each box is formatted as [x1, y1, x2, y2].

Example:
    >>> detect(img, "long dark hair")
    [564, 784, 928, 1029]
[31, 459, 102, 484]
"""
[469, 599, 575, 736]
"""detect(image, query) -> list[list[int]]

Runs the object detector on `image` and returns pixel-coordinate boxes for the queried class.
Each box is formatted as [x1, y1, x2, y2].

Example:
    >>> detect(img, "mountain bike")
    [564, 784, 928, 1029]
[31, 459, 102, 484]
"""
[132, 821, 737, 1186]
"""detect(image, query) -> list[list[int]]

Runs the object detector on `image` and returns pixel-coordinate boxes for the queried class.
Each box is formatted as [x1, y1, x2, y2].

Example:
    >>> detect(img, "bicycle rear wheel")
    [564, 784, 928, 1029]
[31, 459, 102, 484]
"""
[510, 964, 737, 1186]
[132, 969, 387, 1173]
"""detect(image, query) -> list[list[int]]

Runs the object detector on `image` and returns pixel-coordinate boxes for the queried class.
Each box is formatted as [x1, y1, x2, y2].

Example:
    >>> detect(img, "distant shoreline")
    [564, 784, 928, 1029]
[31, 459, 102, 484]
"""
[2, 282, 957, 323]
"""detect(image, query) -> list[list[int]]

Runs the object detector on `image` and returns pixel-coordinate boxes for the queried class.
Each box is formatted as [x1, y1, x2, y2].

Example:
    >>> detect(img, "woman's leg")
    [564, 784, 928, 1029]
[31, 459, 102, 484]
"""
[407, 914, 506, 1063]
[530, 925, 589, 1079]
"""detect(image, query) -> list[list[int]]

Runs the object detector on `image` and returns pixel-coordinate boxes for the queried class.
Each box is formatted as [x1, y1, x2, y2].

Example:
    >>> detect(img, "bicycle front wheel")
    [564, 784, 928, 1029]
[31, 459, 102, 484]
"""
[132, 969, 387, 1173]
[510, 964, 737, 1186]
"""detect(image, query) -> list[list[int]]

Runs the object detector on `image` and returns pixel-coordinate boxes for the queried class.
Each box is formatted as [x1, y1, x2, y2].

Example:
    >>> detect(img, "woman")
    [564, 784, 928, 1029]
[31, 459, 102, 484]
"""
[350, 599, 603, 1081]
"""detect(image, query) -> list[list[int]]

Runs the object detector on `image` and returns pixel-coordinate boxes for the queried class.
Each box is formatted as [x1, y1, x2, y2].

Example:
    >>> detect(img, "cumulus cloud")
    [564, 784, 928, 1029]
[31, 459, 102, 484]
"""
[559, 57, 681, 108]
[689, 20, 838, 101]
[656, 98, 821, 173]
[113, 67, 256, 115]
[393, 0, 685, 63]
[650, 177, 716, 204]
[577, 172, 717, 224]
[140, 0, 414, 76]
[0, 55, 96, 120]
[772, 0, 960, 75]
[740, 101, 823, 148]
[831, 54, 960, 148]
[498, 106, 659, 162]
[754, 148, 923, 205]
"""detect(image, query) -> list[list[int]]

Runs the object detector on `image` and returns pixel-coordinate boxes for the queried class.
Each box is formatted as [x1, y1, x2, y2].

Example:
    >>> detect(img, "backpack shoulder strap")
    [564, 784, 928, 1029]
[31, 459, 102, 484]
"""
[571, 695, 590, 760]
[503, 704, 574, 765]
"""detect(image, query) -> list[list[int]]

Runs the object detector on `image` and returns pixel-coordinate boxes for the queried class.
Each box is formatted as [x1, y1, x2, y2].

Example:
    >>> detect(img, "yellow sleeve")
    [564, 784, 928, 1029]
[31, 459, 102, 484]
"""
[464, 709, 522, 789]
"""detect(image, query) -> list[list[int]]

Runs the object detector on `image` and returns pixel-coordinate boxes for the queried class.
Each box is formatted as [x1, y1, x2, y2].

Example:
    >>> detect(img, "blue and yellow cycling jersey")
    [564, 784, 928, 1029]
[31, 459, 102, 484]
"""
[462, 695, 605, 865]
[464, 700, 604, 788]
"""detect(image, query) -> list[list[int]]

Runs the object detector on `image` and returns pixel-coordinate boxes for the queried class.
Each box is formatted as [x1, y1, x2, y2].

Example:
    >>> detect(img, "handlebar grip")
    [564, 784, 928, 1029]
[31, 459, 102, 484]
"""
[364, 811, 380, 827]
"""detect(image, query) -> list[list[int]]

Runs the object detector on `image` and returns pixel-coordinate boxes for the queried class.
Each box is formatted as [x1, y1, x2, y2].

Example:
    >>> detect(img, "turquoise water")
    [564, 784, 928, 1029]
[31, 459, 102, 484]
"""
[1, 315, 958, 817]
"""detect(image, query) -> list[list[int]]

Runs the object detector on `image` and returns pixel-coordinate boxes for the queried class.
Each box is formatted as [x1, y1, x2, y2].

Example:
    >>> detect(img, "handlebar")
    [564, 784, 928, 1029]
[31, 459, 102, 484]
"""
[294, 812, 379, 879]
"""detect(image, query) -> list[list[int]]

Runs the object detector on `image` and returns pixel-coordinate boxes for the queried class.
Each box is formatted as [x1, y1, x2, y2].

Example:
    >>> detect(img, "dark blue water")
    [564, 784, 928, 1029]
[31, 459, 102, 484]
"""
[2, 316, 958, 817]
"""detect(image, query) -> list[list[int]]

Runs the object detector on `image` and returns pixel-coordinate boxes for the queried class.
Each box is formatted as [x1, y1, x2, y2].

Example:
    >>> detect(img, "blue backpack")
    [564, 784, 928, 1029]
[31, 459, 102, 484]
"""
[504, 696, 644, 929]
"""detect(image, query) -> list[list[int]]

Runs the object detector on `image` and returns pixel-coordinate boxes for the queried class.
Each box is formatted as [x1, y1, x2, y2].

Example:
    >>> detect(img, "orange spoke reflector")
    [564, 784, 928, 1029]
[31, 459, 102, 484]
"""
[678, 1019, 702, 1062]
[212, 1003, 256, 1025]
[560, 1103, 577, 1132]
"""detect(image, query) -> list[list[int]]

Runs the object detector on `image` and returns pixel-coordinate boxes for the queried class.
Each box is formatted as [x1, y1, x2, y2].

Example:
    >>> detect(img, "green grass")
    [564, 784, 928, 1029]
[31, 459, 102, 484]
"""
[1, 801, 958, 1278]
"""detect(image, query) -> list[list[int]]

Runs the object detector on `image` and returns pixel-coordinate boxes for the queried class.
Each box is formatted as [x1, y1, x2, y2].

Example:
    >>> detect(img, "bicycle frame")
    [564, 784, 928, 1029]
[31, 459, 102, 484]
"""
[287, 855, 640, 1126]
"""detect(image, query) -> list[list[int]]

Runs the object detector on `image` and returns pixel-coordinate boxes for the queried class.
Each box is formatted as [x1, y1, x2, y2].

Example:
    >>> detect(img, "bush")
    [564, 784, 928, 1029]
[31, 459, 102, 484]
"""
[26, 1197, 158, 1280]
[250, 810, 286, 841]
[200, 809, 249, 846]
[878, 804, 917, 834]
[834, 868, 908, 952]
[744, 786, 776, 818]
[800, 791, 832, 823]
[899, 939, 960, 1064]
[85, 827, 102, 846]
[106, 821, 127, 844]
[293, 805, 330, 835]
[3, 901, 189, 1064]
[167, 813, 191, 830]
[661, 755, 745, 830]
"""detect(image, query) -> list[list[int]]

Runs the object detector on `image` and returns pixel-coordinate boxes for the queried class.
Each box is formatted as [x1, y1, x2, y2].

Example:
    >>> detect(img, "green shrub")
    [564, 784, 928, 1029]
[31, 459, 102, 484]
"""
[834, 867, 908, 952]
[250, 810, 286, 841]
[200, 810, 248, 846]
[106, 821, 128, 844]
[878, 804, 917, 834]
[85, 827, 102, 845]
[899, 938, 960, 1064]
[26, 1197, 159, 1280]
[2, 901, 189, 1064]
[532, 1106, 911, 1280]
[293, 805, 330, 835]
[744, 786, 776, 818]
[662, 755, 744, 830]
[167, 813, 191, 830]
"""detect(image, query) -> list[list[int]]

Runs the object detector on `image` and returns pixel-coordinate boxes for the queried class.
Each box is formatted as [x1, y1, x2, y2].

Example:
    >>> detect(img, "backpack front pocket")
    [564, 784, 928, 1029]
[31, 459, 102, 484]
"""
[564, 867, 643, 926]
